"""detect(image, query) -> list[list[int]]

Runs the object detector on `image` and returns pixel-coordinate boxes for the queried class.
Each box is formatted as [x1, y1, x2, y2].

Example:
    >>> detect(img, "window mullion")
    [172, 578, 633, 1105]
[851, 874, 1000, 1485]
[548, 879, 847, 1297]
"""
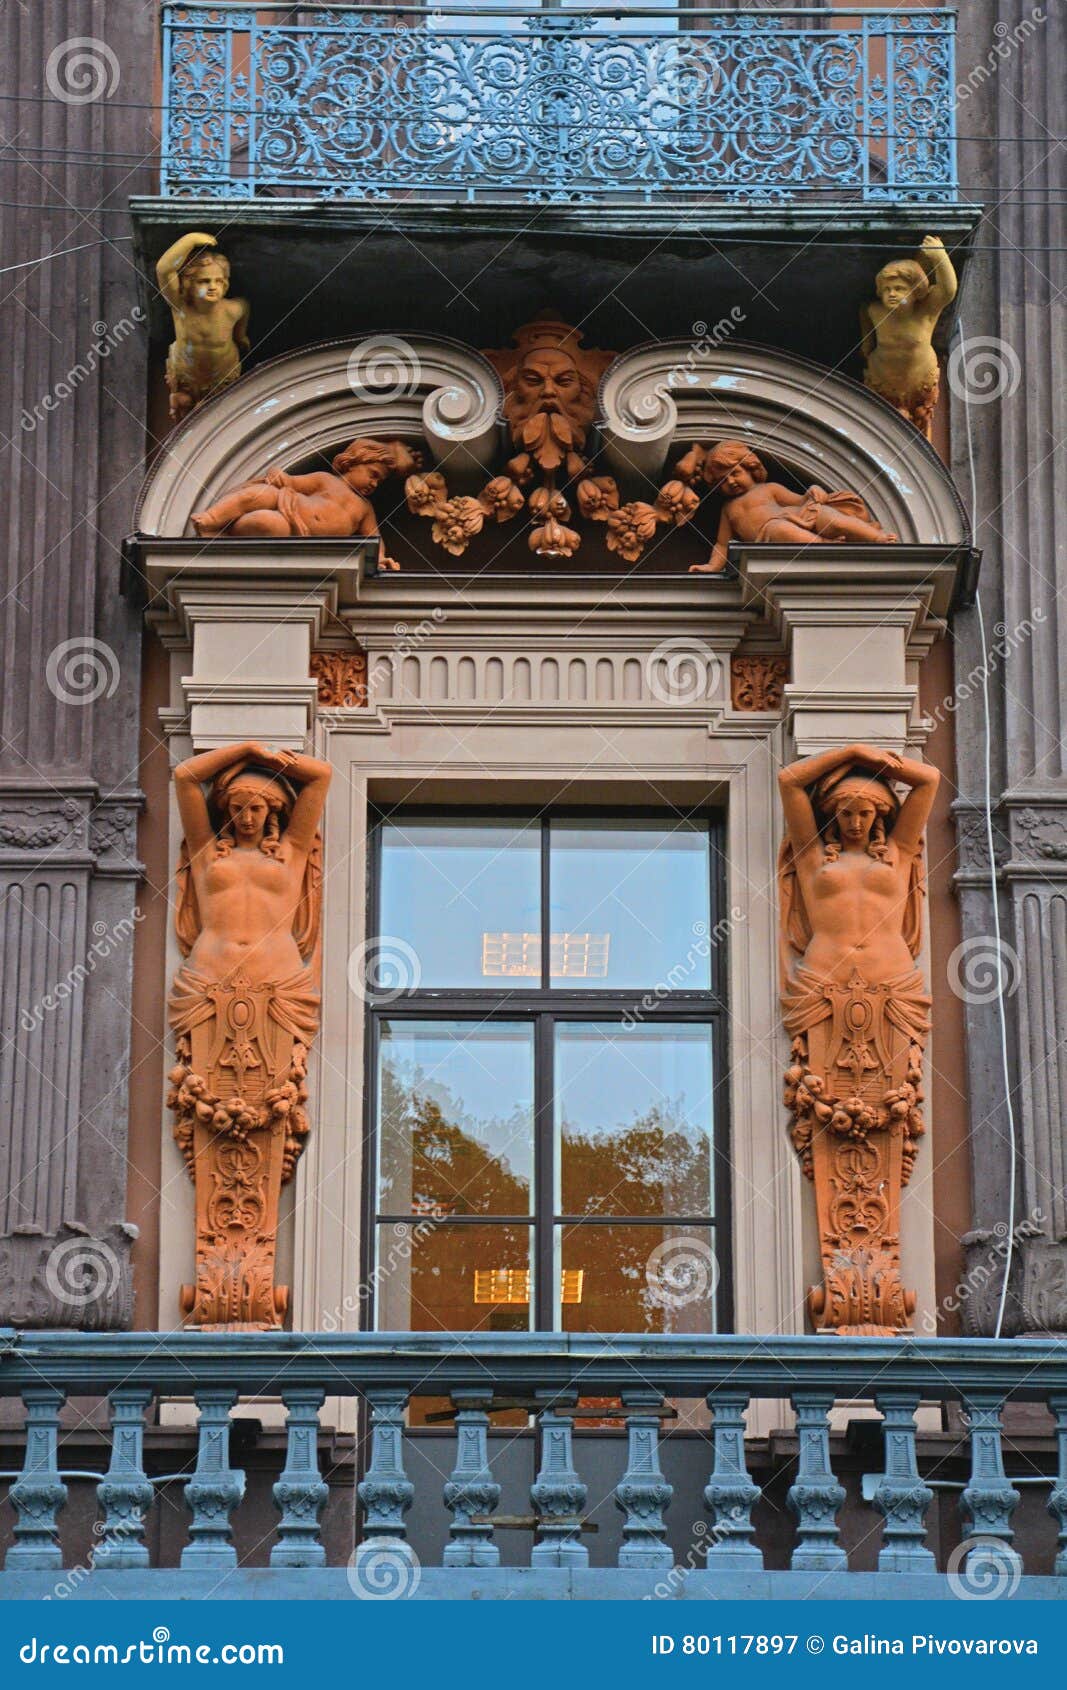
[534, 1011, 555, 1328]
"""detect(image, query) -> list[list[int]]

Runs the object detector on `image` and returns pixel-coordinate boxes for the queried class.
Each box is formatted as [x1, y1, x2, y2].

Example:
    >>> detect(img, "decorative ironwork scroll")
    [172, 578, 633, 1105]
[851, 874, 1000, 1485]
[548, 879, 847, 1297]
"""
[161, 7, 958, 205]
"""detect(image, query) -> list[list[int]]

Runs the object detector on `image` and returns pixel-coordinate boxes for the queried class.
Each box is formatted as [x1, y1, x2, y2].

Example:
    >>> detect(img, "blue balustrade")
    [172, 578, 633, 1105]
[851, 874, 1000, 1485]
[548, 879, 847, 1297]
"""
[159, 6, 958, 205]
[0, 1331, 1065, 1593]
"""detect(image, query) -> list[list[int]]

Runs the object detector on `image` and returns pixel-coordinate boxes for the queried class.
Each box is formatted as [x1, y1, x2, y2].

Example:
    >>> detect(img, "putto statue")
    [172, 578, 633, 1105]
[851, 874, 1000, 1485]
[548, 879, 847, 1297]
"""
[861, 235, 958, 439]
[680, 441, 898, 573]
[156, 232, 250, 425]
[777, 743, 940, 1335]
[167, 741, 331, 1328]
[191, 437, 418, 567]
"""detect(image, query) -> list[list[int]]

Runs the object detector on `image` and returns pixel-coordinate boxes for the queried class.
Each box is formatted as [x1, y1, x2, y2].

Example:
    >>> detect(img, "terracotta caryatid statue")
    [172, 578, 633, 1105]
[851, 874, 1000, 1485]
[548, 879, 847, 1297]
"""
[157, 232, 250, 425]
[861, 235, 958, 439]
[191, 437, 418, 568]
[167, 741, 331, 1328]
[777, 743, 940, 1335]
[684, 441, 898, 574]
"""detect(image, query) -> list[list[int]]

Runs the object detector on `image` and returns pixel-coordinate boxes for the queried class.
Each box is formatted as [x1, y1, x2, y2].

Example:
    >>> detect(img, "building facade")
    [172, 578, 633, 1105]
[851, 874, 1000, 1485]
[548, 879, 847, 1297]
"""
[0, 2, 1065, 1596]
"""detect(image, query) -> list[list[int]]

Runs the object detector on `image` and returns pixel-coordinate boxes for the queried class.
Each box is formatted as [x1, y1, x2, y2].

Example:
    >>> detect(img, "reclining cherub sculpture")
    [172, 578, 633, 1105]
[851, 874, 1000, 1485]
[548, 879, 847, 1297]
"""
[682, 441, 898, 574]
[191, 437, 419, 568]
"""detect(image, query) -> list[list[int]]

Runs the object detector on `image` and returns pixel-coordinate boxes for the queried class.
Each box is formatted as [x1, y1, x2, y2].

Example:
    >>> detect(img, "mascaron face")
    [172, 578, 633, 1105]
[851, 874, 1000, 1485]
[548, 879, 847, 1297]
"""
[508, 349, 588, 424]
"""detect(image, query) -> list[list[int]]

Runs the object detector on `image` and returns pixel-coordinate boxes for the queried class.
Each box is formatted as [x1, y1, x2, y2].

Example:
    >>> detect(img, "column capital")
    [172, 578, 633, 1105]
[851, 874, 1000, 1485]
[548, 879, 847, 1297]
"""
[137, 541, 378, 746]
[736, 544, 971, 754]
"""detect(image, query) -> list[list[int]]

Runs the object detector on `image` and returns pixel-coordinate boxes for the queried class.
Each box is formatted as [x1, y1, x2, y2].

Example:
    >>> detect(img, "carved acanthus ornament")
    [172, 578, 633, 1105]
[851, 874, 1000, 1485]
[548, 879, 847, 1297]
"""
[311, 652, 368, 709]
[167, 741, 331, 1329]
[778, 744, 940, 1334]
[731, 655, 787, 713]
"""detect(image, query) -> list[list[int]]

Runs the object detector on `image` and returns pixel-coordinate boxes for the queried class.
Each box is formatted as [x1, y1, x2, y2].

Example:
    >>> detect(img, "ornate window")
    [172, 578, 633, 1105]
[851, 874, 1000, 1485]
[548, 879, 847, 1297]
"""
[366, 810, 730, 1337]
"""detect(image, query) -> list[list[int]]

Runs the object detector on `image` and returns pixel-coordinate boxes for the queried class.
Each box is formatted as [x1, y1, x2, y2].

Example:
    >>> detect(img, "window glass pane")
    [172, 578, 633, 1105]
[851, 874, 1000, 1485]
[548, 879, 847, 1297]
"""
[555, 1023, 714, 1216]
[378, 818, 540, 988]
[375, 1222, 533, 1333]
[548, 820, 711, 988]
[378, 1021, 534, 1215]
[556, 1223, 717, 1334]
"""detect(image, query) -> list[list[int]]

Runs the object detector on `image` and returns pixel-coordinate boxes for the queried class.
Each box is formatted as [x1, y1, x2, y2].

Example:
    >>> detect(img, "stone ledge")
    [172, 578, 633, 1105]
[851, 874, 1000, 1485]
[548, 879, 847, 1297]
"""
[0, 1567, 1062, 1602]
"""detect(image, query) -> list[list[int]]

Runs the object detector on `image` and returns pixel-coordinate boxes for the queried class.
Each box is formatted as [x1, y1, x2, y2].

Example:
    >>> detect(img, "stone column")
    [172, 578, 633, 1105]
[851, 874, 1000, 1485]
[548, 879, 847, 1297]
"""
[951, 0, 1067, 1335]
[0, 0, 156, 1326]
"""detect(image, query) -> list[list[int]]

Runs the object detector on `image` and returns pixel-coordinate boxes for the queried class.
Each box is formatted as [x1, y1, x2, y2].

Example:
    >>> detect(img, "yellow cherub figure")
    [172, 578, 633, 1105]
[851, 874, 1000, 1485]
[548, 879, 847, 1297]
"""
[156, 232, 250, 425]
[860, 235, 957, 440]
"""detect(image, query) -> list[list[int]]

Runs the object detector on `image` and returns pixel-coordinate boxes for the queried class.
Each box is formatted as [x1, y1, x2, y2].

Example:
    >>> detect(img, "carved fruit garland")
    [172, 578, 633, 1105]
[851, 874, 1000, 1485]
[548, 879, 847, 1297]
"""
[405, 461, 696, 565]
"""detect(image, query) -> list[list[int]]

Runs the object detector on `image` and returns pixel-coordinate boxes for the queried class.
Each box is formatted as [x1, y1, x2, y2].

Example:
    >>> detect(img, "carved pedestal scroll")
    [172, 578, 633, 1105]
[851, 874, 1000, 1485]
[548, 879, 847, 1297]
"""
[166, 741, 330, 1328]
[778, 745, 939, 1335]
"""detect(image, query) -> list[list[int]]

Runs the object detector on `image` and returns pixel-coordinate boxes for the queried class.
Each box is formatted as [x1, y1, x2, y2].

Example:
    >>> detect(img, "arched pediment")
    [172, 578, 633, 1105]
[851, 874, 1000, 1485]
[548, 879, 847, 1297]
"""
[598, 339, 969, 547]
[136, 335, 504, 537]
[138, 331, 969, 553]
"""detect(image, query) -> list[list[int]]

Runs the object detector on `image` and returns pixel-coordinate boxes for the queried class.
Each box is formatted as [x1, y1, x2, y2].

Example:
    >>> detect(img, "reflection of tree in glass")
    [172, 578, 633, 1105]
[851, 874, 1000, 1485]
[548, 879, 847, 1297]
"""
[561, 1101, 711, 1216]
[379, 1060, 530, 1215]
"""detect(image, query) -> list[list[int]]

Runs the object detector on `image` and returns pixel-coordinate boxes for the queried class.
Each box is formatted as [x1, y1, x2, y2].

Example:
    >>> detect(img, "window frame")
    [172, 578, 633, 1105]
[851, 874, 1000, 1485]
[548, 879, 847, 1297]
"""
[362, 804, 733, 1332]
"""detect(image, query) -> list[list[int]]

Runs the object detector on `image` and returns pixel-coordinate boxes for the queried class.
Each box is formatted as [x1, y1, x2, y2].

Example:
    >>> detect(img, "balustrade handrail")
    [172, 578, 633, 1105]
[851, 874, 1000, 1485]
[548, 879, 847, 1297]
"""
[2, 1329, 1066, 1398]
[2, 1330, 1065, 1581]
[159, 5, 959, 205]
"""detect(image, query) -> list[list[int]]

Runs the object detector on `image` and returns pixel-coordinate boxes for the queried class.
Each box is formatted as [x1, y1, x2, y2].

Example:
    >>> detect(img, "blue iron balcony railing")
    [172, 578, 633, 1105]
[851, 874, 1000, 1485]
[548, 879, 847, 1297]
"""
[159, 6, 959, 207]
[0, 1331, 1064, 1593]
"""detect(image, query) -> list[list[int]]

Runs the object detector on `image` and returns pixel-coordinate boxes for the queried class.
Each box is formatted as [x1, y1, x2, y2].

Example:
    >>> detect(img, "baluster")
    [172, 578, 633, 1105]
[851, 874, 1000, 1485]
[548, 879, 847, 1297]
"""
[5, 1388, 67, 1570]
[355, 1391, 415, 1570]
[531, 1398, 587, 1568]
[615, 1391, 672, 1569]
[443, 1393, 500, 1567]
[181, 1390, 245, 1570]
[704, 1391, 762, 1567]
[271, 1388, 328, 1568]
[960, 1391, 1021, 1575]
[872, 1392, 934, 1572]
[95, 1388, 153, 1570]
[787, 1392, 846, 1571]
[1048, 1394, 1067, 1577]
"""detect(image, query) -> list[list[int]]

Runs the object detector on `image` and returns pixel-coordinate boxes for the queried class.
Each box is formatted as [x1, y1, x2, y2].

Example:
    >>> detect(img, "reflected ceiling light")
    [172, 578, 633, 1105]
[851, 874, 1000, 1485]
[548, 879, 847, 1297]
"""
[481, 932, 610, 978]
[473, 1268, 584, 1306]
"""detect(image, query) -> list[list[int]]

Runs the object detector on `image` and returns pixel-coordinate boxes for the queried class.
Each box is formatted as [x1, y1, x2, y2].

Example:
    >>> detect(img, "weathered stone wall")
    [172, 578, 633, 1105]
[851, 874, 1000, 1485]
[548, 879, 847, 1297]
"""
[951, 2, 1067, 1334]
[0, 2, 155, 1325]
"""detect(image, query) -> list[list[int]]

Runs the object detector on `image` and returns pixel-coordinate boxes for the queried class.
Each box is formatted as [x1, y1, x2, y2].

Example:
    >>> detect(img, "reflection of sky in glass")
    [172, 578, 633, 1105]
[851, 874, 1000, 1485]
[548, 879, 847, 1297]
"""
[378, 1020, 534, 1207]
[555, 1022, 713, 1147]
[380, 820, 540, 988]
[550, 822, 710, 988]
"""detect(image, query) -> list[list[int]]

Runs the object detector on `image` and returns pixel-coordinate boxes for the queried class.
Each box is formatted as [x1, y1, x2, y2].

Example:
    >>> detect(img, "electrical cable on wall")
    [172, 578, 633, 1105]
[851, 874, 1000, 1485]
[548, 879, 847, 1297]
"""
[956, 314, 1018, 1341]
